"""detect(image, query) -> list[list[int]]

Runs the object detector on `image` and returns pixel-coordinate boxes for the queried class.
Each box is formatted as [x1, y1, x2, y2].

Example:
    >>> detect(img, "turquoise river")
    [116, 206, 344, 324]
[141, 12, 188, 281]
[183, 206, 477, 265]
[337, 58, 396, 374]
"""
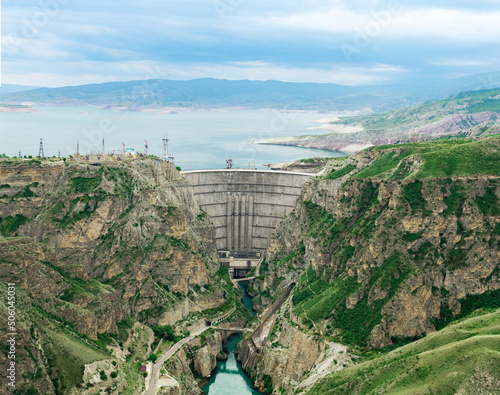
[202, 283, 262, 394]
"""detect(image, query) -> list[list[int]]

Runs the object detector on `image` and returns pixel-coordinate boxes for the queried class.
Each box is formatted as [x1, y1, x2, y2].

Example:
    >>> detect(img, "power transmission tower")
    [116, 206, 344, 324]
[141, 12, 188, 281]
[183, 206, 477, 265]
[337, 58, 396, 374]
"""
[162, 135, 168, 161]
[38, 138, 44, 158]
[144, 140, 148, 156]
[76, 141, 80, 161]
[102, 138, 105, 155]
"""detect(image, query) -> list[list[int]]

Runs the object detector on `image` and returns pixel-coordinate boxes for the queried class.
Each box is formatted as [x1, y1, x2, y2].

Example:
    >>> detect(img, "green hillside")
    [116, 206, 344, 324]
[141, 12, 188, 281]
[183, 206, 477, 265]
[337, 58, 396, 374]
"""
[307, 308, 500, 394]
[335, 87, 500, 131]
[353, 134, 500, 180]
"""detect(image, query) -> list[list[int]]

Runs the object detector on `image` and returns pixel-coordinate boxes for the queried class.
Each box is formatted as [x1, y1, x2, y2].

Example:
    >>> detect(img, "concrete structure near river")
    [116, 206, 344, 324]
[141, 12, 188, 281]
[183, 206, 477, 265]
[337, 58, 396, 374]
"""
[182, 169, 313, 277]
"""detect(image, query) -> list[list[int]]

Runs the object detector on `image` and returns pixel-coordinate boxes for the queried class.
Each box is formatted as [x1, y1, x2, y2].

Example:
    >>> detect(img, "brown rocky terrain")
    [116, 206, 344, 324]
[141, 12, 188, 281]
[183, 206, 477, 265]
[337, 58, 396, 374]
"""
[0, 158, 232, 394]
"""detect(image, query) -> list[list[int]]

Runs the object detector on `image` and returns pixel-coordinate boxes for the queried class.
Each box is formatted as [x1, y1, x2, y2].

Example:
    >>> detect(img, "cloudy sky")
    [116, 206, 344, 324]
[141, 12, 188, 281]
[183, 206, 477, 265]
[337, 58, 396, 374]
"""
[2, 0, 500, 87]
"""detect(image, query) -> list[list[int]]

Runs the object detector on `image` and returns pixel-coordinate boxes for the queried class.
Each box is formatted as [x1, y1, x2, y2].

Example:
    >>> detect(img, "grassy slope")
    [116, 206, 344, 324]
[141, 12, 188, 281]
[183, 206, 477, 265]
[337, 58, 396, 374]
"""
[354, 134, 500, 179]
[306, 309, 500, 395]
[45, 329, 110, 388]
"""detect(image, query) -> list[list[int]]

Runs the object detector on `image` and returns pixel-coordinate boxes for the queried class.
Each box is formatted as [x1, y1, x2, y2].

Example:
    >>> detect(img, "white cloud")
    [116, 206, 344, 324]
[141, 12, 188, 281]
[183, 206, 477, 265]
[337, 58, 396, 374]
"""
[250, 6, 500, 43]
[1, 34, 71, 60]
[2, 1, 499, 87]
[390, 8, 500, 42]
[430, 59, 489, 67]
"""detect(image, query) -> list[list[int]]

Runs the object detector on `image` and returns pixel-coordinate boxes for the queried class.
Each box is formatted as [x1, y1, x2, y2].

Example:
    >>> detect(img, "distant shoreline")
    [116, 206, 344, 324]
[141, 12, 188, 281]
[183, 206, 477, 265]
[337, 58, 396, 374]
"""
[0, 105, 38, 113]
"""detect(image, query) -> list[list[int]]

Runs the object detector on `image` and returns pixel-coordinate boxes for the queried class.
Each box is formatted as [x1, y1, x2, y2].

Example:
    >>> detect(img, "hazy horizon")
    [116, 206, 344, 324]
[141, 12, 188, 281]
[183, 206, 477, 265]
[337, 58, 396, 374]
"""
[2, 1, 500, 88]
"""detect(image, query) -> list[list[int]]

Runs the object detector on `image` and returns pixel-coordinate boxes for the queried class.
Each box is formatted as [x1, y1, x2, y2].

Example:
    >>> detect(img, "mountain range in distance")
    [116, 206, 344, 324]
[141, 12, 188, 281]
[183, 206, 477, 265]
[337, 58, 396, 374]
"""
[0, 83, 40, 94]
[2, 71, 500, 113]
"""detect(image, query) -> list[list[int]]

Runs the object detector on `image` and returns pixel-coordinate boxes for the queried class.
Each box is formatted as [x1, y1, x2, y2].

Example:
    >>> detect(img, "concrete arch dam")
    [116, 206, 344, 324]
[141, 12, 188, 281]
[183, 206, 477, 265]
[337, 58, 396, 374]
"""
[181, 169, 313, 253]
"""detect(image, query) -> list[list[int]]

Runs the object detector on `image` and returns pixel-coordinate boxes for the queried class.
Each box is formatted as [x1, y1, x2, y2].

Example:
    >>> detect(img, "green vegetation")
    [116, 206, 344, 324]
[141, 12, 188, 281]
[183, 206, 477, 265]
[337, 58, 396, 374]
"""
[443, 183, 466, 216]
[475, 187, 500, 215]
[40, 261, 112, 302]
[261, 374, 274, 394]
[354, 135, 500, 180]
[45, 329, 109, 390]
[0, 214, 28, 235]
[58, 195, 105, 228]
[151, 324, 179, 342]
[307, 309, 500, 395]
[354, 151, 413, 179]
[325, 164, 357, 180]
[70, 176, 101, 193]
[404, 232, 422, 242]
[147, 353, 158, 363]
[336, 255, 413, 347]
[402, 181, 431, 217]
[303, 200, 350, 247]
[433, 288, 500, 330]
[14, 185, 35, 198]
[99, 166, 135, 198]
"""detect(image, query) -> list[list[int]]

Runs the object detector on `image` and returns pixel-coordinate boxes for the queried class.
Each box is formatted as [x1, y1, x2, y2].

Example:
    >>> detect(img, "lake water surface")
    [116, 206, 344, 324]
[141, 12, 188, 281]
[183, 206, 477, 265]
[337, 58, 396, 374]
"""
[0, 107, 345, 170]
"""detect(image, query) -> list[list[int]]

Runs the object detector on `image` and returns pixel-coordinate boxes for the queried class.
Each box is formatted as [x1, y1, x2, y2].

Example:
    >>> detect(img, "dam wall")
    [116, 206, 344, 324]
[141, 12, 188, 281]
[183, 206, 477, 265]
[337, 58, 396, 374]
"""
[181, 169, 313, 252]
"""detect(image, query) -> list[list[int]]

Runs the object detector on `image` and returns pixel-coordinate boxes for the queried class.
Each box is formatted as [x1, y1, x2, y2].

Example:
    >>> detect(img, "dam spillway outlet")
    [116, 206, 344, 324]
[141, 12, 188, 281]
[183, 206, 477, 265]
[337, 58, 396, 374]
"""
[182, 169, 313, 271]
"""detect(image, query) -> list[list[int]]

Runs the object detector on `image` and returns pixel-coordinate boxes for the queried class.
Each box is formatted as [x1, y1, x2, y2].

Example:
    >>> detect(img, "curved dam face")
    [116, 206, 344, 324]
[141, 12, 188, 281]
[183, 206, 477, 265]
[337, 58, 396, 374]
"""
[182, 169, 313, 253]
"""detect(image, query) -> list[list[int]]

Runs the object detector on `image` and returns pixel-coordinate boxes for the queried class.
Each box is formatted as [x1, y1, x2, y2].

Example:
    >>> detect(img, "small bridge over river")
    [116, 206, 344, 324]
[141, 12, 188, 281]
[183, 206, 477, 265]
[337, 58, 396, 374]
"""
[213, 327, 253, 350]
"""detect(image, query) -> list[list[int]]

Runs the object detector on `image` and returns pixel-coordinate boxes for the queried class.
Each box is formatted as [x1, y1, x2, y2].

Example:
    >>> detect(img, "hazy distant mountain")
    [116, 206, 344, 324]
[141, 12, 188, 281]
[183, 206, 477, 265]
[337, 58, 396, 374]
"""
[409, 71, 500, 101]
[0, 84, 40, 94]
[0, 78, 406, 112]
[1, 73, 500, 112]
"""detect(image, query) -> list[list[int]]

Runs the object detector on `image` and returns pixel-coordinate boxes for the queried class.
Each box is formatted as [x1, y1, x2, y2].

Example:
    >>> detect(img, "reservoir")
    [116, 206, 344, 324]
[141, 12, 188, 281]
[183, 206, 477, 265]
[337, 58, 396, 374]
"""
[0, 107, 346, 170]
[202, 282, 261, 394]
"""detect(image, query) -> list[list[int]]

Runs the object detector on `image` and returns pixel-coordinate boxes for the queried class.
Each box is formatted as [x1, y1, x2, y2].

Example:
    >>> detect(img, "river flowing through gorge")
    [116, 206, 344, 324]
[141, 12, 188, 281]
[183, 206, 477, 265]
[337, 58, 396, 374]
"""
[202, 282, 261, 394]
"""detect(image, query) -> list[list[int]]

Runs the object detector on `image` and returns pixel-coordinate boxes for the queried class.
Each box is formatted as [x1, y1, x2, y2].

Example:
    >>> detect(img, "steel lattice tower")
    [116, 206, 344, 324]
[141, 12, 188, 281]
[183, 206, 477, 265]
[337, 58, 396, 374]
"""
[162, 135, 168, 161]
[38, 138, 44, 158]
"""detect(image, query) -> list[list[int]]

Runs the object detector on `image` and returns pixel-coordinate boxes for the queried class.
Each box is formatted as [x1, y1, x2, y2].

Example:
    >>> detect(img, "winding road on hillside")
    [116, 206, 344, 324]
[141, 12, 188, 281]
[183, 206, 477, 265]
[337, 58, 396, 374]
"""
[143, 325, 211, 395]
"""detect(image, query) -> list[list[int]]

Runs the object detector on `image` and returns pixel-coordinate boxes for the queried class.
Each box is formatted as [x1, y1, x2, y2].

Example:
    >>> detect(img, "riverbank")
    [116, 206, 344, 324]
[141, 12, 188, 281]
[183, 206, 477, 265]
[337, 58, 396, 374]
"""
[202, 281, 261, 394]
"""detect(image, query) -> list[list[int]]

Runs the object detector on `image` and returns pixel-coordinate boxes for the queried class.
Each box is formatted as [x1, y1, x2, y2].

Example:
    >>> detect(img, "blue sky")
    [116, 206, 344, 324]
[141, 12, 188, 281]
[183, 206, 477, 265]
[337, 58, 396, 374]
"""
[2, 0, 500, 87]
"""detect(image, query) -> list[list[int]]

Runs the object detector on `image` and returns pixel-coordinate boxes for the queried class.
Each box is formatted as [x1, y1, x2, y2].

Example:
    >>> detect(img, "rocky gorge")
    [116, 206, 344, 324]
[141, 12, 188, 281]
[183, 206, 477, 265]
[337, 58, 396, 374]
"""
[0, 158, 248, 394]
[237, 135, 500, 394]
[1, 134, 499, 395]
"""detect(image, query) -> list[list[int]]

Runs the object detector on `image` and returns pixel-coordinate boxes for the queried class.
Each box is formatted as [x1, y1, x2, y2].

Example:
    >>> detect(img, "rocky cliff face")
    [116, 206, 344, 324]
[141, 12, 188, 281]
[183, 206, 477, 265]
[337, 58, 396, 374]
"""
[163, 329, 223, 394]
[0, 158, 226, 394]
[238, 297, 353, 395]
[240, 143, 500, 393]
